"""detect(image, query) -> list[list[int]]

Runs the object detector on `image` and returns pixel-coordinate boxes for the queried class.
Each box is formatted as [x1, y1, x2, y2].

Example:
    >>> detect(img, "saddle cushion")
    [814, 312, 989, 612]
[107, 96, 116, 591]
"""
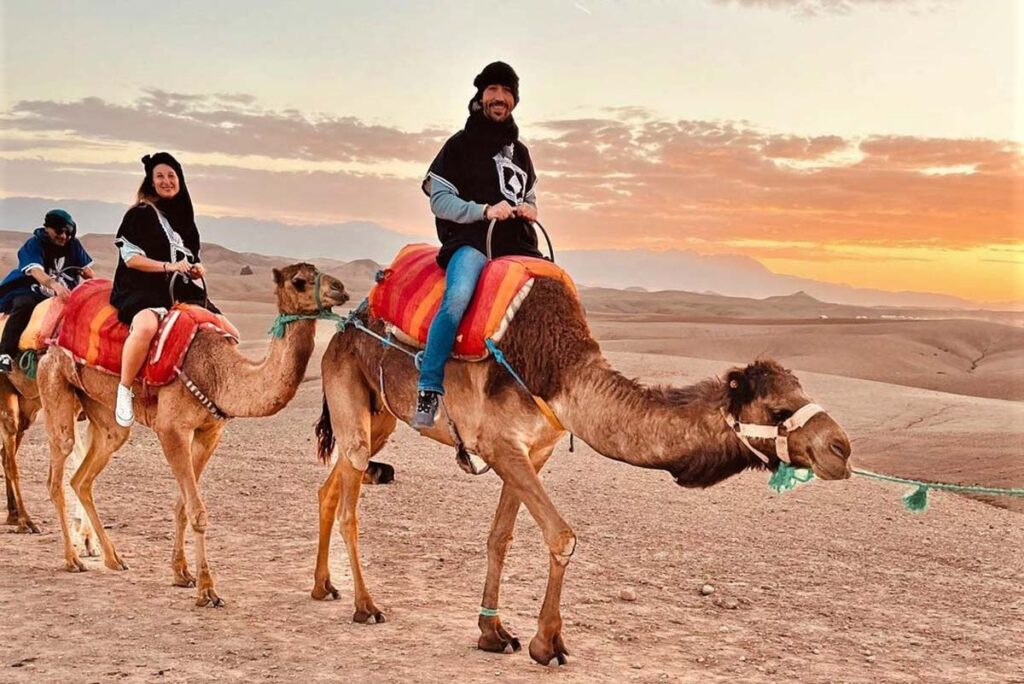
[55, 278, 235, 386]
[368, 243, 576, 360]
[0, 297, 65, 352]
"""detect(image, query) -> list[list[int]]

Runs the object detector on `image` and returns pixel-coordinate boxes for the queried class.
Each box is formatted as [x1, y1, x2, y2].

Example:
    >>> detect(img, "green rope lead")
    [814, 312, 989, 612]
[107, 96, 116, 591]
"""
[267, 310, 345, 339]
[18, 350, 38, 380]
[479, 606, 499, 618]
[768, 463, 1024, 513]
[768, 463, 814, 493]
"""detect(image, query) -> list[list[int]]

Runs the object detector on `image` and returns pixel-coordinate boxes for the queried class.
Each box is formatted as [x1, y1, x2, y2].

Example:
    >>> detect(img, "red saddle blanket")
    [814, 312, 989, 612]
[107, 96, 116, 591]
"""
[368, 243, 576, 360]
[55, 279, 234, 386]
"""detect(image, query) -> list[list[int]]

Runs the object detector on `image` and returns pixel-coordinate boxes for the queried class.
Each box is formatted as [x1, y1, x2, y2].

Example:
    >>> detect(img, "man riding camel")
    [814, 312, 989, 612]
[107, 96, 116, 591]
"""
[412, 61, 542, 428]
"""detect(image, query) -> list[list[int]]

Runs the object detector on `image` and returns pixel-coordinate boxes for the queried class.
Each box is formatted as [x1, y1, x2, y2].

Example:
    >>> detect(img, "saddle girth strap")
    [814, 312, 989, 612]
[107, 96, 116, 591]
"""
[178, 372, 229, 420]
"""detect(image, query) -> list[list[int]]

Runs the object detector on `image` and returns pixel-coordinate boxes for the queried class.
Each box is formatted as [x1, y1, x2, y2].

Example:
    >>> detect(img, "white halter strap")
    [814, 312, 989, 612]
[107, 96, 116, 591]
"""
[725, 403, 827, 465]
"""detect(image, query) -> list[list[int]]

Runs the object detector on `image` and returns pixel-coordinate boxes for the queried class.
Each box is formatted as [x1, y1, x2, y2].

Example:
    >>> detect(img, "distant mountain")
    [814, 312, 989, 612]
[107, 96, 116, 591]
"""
[0, 197, 417, 264]
[3, 196, 1018, 311]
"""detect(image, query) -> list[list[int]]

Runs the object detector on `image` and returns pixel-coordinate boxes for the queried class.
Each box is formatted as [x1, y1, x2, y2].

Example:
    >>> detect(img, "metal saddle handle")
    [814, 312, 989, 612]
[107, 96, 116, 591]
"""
[485, 217, 555, 263]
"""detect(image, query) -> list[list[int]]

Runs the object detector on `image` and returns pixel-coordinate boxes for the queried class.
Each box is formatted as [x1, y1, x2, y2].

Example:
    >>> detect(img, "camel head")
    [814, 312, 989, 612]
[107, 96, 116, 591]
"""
[271, 263, 348, 314]
[725, 359, 852, 480]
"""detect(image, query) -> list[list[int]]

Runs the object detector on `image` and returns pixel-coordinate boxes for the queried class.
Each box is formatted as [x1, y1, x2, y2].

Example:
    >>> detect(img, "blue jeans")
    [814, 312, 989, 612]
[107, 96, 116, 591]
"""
[417, 245, 488, 394]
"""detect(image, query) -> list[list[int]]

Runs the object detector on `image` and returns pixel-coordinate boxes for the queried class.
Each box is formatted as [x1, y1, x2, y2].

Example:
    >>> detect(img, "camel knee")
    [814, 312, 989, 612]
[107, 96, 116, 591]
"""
[188, 505, 208, 533]
[488, 531, 514, 558]
[49, 432, 75, 459]
[549, 529, 576, 566]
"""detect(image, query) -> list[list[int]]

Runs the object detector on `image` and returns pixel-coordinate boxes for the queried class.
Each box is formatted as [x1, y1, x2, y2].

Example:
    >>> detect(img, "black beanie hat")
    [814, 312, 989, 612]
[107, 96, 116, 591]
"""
[43, 209, 77, 238]
[473, 61, 520, 104]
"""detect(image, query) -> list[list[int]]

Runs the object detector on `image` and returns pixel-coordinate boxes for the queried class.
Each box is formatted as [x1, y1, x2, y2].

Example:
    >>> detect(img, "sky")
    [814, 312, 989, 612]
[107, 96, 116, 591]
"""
[1, 0, 1021, 303]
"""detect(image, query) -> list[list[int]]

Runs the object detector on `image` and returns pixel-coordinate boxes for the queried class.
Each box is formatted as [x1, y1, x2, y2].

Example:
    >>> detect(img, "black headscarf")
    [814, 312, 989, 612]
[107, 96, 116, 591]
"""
[139, 152, 200, 257]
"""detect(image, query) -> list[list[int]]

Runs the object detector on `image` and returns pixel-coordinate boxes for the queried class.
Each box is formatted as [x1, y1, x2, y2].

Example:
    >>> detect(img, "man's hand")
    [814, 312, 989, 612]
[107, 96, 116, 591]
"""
[485, 201, 514, 221]
[51, 281, 72, 300]
[514, 203, 538, 222]
[189, 262, 207, 279]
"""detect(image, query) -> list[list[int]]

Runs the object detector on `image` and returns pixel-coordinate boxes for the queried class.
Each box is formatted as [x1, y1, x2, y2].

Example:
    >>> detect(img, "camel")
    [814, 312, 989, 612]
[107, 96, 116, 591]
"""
[312, 276, 853, 666]
[36, 263, 350, 607]
[2, 359, 96, 550]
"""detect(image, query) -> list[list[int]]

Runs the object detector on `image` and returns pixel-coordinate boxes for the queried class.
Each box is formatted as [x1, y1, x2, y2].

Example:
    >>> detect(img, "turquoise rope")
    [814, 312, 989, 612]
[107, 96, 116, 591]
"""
[479, 606, 499, 618]
[267, 310, 345, 338]
[18, 350, 38, 380]
[769, 463, 1024, 513]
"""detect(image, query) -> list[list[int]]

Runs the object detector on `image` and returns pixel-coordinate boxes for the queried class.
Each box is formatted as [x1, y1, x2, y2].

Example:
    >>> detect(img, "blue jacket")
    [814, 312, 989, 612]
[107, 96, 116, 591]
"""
[0, 228, 93, 312]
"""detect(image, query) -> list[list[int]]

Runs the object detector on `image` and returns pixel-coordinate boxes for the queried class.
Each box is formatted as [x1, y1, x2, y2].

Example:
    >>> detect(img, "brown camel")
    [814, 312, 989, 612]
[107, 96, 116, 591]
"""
[36, 263, 349, 607]
[313, 276, 853, 666]
[2, 362, 96, 551]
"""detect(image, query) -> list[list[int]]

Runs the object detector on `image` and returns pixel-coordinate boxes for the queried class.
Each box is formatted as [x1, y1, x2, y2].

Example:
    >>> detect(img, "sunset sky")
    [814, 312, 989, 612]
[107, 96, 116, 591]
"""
[1, 0, 1021, 303]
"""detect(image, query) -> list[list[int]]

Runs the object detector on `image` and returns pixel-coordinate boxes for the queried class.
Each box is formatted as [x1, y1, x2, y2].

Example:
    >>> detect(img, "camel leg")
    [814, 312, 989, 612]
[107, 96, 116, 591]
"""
[312, 456, 344, 601]
[312, 368, 394, 613]
[485, 445, 576, 666]
[2, 427, 38, 534]
[156, 425, 221, 607]
[478, 444, 557, 654]
[171, 425, 223, 588]
[40, 383, 87, 572]
[70, 407, 130, 571]
[337, 456, 385, 623]
[69, 420, 98, 557]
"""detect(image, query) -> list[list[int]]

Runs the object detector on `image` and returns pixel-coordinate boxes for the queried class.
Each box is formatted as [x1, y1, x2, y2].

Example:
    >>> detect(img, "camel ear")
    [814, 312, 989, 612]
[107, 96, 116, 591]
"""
[726, 369, 753, 408]
[272, 268, 283, 285]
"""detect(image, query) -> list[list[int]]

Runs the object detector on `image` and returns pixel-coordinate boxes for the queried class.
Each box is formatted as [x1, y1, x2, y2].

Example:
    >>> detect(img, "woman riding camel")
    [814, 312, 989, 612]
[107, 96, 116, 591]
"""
[111, 152, 239, 427]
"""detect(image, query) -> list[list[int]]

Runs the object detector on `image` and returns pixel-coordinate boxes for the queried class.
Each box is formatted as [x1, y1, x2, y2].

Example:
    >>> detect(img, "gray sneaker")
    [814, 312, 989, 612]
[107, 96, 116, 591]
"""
[0, 354, 13, 374]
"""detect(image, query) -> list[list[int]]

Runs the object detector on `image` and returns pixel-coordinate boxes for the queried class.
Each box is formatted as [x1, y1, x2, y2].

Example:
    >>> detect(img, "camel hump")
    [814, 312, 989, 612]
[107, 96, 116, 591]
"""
[368, 243, 576, 360]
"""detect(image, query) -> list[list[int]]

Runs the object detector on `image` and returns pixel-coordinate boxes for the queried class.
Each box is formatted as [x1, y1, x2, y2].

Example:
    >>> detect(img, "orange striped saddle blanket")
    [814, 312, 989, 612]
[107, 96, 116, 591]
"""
[0, 297, 65, 352]
[368, 243, 576, 360]
[54, 279, 234, 386]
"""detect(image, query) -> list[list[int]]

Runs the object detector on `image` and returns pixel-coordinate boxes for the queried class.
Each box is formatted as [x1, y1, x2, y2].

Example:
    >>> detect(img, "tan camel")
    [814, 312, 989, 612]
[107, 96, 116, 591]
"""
[313, 276, 853, 666]
[2, 364, 96, 552]
[36, 263, 349, 607]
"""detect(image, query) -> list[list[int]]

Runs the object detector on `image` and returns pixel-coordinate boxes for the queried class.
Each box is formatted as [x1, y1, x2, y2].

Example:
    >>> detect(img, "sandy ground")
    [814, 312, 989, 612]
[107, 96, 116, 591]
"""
[2, 310, 1023, 683]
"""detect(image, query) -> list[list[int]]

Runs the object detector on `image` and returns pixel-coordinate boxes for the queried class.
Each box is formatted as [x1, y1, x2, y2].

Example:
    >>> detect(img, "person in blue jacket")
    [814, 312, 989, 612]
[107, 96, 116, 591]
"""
[0, 209, 95, 373]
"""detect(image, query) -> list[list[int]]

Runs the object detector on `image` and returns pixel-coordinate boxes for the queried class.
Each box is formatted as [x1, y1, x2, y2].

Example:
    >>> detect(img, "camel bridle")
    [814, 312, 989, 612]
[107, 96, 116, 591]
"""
[725, 403, 827, 465]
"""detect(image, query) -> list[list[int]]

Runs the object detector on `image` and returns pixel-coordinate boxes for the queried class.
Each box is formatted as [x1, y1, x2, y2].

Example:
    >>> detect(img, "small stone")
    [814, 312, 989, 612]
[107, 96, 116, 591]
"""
[739, 655, 747, 662]
[700, 584, 715, 596]
[619, 588, 637, 602]
[866, 655, 876, 663]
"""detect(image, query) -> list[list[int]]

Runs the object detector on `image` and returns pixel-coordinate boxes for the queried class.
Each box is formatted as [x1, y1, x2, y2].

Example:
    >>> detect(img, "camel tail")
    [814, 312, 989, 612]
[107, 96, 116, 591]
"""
[315, 393, 335, 464]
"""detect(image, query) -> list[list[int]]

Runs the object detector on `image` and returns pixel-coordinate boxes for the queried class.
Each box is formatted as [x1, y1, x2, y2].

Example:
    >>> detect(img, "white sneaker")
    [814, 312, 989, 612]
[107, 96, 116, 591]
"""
[115, 384, 134, 427]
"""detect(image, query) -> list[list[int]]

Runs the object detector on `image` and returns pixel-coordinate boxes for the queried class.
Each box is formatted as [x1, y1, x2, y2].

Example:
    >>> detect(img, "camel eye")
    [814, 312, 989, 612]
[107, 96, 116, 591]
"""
[771, 409, 793, 423]
[291, 277, 307, 292]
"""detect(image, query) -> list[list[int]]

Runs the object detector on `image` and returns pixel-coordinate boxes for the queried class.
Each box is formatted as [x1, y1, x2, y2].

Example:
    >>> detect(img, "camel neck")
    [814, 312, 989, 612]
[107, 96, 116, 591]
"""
[553, 360, 762, 487]
[200, 318, 318, 418]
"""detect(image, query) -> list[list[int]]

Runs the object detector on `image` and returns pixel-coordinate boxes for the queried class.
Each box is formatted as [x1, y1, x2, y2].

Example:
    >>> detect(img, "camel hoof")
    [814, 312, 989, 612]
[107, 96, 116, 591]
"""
[105, 556, 129, 571]
[195, 590, 224, 608]
[353, 609, 386, 624]
[529, 635, 569, 667]
[479, 635, 522, 654]
[4, 512, 18, 525]
[65, 557, 87, 573]
[15, 520, 41, 534]
[172, 574, 196, 588]
[311, 581, 339, 601]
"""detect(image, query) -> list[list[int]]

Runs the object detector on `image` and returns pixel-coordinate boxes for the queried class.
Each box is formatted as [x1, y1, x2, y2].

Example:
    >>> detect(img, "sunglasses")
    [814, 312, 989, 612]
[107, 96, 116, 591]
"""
[49, 225, 74, 236]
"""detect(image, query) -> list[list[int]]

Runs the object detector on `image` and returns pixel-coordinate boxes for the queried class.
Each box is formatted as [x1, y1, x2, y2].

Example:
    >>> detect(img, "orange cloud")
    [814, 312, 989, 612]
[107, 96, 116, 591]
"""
[2, 91, 1020, 261]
